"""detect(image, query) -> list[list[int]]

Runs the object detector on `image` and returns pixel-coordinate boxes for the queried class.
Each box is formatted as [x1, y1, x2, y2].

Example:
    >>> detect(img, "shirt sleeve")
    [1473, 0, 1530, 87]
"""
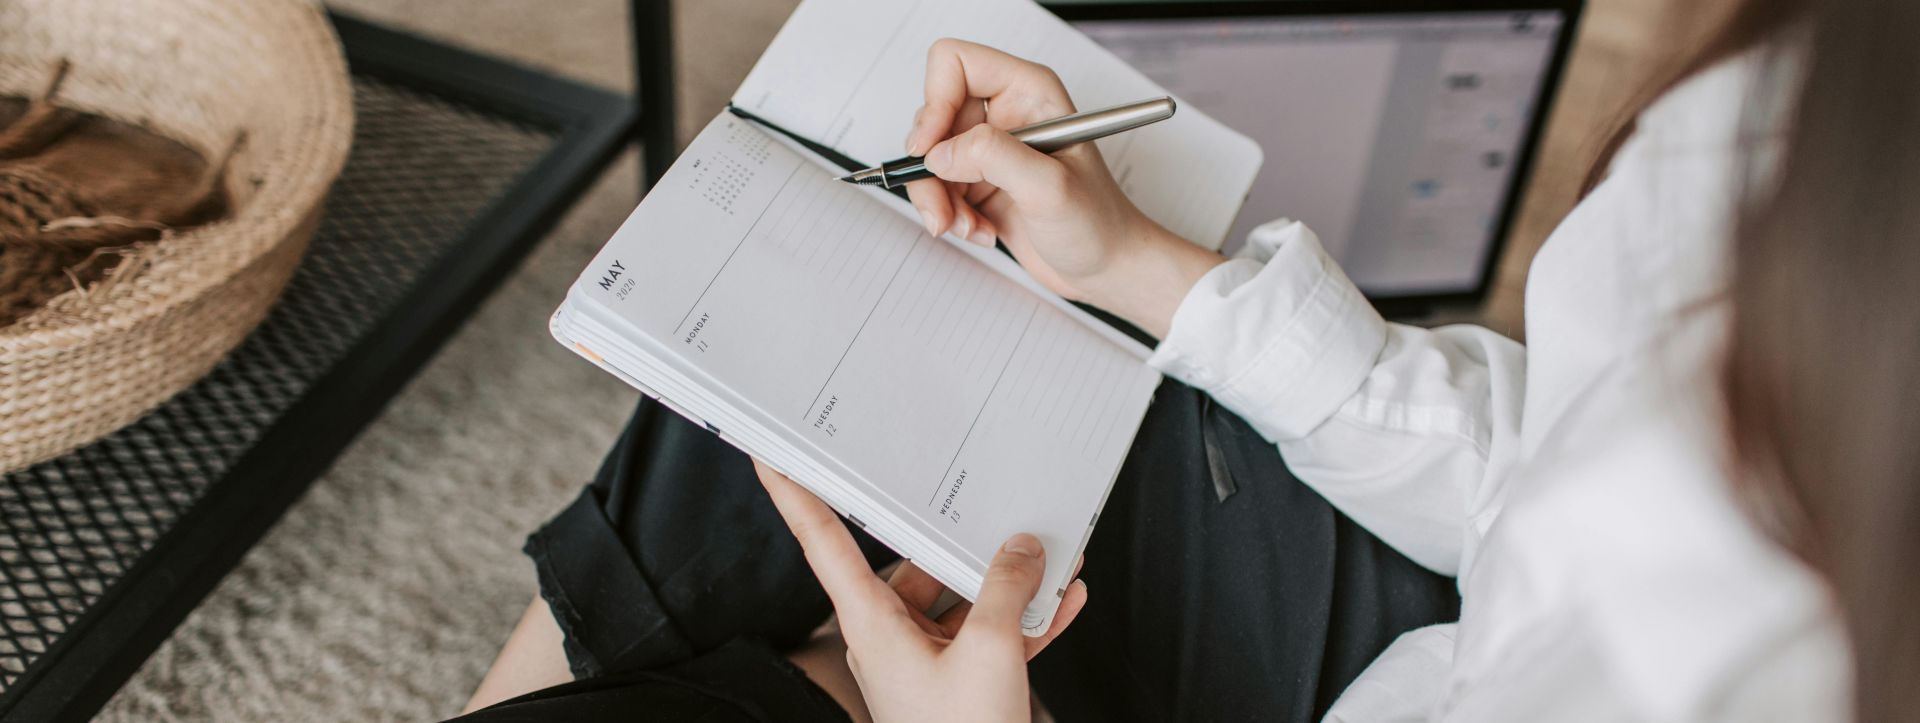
[1148, 220, 1525, 576]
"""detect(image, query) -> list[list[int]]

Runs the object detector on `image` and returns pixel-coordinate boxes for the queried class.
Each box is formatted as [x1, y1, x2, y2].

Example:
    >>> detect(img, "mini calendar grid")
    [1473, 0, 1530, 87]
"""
[687, 121, 775, 215]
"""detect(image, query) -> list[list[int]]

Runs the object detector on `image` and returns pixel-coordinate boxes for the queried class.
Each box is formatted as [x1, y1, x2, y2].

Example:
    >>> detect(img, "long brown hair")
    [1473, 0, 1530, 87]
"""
[1601, 1, 1920, 720]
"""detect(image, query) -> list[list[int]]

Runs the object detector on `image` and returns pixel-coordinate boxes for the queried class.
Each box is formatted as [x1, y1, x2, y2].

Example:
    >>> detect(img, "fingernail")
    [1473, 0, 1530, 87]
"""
[918, 207, 939, 236]
[968, 228, 994, 247]
[928, 141, 953, 171]
[952, 212, 972, 240]
[906, 129, 923, 156]
[1002, 534, 1041, 558]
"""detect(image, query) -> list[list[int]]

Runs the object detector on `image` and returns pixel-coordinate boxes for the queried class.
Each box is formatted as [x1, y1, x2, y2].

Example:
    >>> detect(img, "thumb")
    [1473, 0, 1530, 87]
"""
[924, 124, 1068, 202]
[959, 533, 1048, 648]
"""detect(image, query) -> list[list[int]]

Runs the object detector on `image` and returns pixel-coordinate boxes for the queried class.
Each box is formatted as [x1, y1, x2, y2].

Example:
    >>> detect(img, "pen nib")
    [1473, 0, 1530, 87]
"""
[839, 167, 886, 186]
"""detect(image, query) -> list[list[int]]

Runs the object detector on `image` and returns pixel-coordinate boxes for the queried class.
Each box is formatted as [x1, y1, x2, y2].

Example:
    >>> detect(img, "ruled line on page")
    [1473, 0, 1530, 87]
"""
[674, 163, 806, 336]
[798, 235, 930, 421]
[926, 305, 1040, 507]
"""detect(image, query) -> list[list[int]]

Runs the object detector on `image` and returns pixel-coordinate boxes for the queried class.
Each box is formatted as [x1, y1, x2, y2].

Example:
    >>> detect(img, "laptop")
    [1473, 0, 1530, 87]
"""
[1049, 0, 1583, 315]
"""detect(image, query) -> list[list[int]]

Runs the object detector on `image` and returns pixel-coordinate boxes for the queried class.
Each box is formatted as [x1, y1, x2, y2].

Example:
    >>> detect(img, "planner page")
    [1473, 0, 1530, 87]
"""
[569, 115, 1159, 628]
[731, 0, 1263, 251]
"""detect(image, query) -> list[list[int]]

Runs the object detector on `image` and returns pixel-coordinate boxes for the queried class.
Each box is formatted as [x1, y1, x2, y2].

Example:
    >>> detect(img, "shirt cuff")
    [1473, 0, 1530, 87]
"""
[1147, 220, 1387, 442]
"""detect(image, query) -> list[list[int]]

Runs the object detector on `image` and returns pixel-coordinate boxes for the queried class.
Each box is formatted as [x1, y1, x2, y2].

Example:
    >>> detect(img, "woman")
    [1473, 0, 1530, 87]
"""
[459, 0, 1917, 720]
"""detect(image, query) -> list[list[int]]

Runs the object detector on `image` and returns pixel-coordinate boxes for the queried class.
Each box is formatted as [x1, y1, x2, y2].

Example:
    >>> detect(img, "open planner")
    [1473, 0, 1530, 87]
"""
[552, 0, 1261, 634]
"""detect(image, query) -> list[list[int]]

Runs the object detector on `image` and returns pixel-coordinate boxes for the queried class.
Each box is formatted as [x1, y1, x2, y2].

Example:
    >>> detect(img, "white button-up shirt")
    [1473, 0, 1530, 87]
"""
[1146, 50, 1851, 722]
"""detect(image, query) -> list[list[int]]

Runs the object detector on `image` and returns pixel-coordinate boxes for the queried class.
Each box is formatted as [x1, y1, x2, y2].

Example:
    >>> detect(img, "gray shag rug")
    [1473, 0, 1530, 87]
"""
[97, 160, 641, 720]
[98, 0, 801, 716]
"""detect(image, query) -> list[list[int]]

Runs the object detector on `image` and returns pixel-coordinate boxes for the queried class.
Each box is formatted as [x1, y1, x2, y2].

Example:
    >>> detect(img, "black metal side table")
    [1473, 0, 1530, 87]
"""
[0, 13, 647, 720]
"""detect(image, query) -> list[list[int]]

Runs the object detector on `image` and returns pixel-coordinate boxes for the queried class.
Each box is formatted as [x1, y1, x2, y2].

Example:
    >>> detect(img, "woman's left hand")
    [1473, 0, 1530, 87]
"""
[753, 460, 1088, 723]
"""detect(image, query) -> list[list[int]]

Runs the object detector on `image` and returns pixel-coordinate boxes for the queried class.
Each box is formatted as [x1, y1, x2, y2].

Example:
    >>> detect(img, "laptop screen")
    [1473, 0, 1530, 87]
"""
[1072, 11, 1567, 298]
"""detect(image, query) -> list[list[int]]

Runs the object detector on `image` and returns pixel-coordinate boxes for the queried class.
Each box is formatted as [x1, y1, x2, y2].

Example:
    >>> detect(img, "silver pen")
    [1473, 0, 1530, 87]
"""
[838, 96, 1177, 188]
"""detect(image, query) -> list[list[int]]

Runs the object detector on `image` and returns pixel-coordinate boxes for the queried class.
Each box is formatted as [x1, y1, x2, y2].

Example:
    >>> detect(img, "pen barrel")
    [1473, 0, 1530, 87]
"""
[864, 96, 1176, 188]
[877, 157, 931, 188]
[1010, 96, 1177, 153]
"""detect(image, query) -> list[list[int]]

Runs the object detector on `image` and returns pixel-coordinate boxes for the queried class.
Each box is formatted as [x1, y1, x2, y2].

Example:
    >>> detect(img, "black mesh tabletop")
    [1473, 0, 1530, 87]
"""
[0, 15, 635, 719]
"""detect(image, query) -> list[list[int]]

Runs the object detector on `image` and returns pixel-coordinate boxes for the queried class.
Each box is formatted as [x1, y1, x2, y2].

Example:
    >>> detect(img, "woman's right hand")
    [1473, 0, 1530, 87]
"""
[903, 39, 1222, 339]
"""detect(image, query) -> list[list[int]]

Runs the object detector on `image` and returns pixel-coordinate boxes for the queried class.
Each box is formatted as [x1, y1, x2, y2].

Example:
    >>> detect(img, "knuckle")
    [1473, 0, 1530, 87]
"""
[1035, 159, 1070, 185]
[1027, 163, 1071, 202]
[929, 37, 961, 57]
[986, 560, 1038, 587]
[843, 648, 864, 676]
[984, 570, 1022, 592]
[1028, 66, 1074, 111]
[786, 516, 827, 543]
[958, 125, 993, 159]
[905, 180, 939, 203]
[1021, 63, 1066, 94]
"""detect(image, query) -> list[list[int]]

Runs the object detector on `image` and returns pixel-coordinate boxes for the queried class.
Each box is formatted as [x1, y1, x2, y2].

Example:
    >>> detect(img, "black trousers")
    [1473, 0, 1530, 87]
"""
[457, 381, 1458, 722]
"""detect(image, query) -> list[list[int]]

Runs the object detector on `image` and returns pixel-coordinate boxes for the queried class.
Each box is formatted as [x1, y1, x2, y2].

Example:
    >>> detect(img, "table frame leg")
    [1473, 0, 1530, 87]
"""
[631, 0, 677, 192]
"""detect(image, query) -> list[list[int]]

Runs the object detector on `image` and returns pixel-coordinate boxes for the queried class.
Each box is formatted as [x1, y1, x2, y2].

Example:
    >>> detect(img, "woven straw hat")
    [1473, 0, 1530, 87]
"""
[0, 0, 353, 471]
